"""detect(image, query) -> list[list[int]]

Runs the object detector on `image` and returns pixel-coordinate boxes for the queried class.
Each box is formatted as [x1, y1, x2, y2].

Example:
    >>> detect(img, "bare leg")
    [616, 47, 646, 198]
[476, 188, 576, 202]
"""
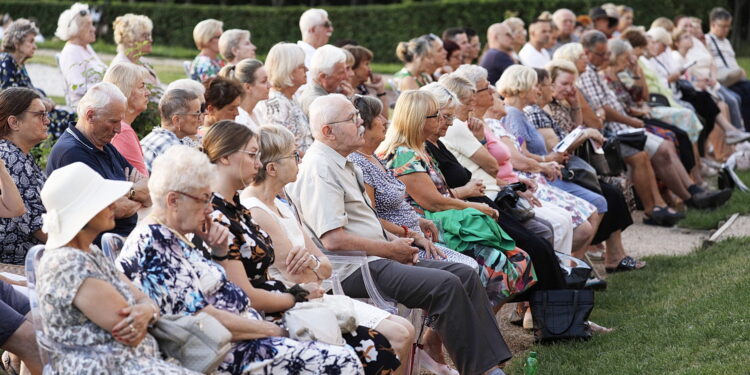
[375, 315, 415, 375]
[604, 230, 627, 269]
[690, 142, 704, 185]
[650, 141, 693, 200]
[571, 219, 594, 259]
[624, 151, 667, 214]
[422, 327, 447, 365]
[1, 320, 42, 375]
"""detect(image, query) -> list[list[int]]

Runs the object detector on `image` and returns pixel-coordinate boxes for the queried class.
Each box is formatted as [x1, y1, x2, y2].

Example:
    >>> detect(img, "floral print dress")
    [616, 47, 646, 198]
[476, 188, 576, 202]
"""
[37, 245, 197, 374]
[257, 90, 313, 153]
[189, 55, 225, 82]
[206, 192, 399, 375]
[117, 223, 364, 375]
[0, 140, 45, 264]
[380, 146, 536, 307]
[0, 53, 77, 138]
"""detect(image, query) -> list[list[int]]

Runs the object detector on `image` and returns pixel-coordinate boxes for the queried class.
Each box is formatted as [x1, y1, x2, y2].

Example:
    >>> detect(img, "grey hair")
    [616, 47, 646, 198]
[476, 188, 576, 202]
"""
[709, 7, 732, 22]
[219, 58, 263, 85]
[76, 82, 127, 119]
[299, 8, 328, 37]
[55, 3, 90, 41]
[219, 29, 251, 62]
[437, 73, 475, 104]
[608, 39, 633, 64]
[581, 30, 608, 51]
[353, 95, 383, 129]
[310, 45, 346, 77]
[309, 93, 350, 138]
[2, 19, 39, 52]
[552, 42, 584, 65]
[149, 145, 215, 210]
[166, 79, 206, 99]
[159, 89, 199, 125]
[454, 64, 488, 86]
[420, 82, 458, 109]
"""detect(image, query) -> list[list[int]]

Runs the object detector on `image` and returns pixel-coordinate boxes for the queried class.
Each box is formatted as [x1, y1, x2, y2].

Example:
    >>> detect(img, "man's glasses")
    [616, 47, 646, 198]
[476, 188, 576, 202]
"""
[329, 111, 361, 125]
[175, 191, 211, 207]
[320, 21, 332, 29]
[24, 110, 49, 120]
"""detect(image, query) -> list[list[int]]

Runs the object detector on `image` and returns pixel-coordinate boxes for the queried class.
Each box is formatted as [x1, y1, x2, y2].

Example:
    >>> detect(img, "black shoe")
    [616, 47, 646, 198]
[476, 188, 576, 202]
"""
[643, 206, 684, 227]
[686, 189, 733, 209]
[584, 277, 608, 291]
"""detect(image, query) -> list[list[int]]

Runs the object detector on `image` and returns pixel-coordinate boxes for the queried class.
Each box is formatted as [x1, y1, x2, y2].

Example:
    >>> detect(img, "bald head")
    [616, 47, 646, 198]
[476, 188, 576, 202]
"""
[309, 93, 352, 138]
[553, 9, 576, 37]
[488, 23, 514, 52]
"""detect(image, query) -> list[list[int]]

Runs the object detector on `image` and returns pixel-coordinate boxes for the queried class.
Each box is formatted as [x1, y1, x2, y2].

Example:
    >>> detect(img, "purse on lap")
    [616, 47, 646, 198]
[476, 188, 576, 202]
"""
[149, 312, 232, 374]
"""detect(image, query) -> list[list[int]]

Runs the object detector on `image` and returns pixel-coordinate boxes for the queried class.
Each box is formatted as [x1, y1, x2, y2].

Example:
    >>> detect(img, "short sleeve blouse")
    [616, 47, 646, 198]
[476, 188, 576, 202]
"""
[380, 146, 450, 214]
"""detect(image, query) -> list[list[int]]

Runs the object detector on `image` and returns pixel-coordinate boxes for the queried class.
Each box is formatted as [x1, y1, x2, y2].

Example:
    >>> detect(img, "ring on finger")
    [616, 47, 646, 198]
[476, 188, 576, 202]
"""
[129, 324, 136, 333]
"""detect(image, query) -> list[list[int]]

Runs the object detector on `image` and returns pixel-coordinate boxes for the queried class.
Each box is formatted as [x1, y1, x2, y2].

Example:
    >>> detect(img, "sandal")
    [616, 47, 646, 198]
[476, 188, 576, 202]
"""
[605, 256, 647, 273]
[643, 206, 683, 227]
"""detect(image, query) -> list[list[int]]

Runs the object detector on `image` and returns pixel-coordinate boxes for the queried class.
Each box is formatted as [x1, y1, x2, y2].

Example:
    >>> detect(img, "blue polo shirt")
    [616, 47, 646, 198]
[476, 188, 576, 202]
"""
[46, 125, 137, 240]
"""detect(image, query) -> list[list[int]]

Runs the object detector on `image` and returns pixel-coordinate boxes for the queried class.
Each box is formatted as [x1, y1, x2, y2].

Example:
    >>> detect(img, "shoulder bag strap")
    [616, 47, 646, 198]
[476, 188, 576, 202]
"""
[709, 35, 729, 68]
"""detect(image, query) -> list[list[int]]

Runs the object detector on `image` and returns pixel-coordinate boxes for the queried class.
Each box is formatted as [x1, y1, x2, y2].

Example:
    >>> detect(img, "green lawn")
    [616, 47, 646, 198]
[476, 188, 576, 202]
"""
[738, 57, 750, 73]
[679, 171, 750, 230]
[504, 236, 750, 374]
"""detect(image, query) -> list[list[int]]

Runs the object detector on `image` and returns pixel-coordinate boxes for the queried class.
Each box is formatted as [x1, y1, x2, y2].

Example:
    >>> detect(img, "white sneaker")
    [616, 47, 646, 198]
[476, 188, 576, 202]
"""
[725, 129, 750, 145]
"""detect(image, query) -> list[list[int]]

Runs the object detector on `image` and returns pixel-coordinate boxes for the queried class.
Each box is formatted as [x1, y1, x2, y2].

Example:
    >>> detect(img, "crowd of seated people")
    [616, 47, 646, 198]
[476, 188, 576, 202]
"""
[1, 2, 749, 374]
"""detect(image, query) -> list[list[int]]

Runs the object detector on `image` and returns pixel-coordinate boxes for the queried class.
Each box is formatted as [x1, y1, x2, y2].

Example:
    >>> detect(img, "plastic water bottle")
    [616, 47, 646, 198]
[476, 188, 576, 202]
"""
[523, 351, 538, 375]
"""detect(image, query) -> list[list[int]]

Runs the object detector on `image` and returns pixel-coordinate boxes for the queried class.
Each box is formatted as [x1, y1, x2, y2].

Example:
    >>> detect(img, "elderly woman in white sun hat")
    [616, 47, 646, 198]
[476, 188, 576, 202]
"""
[36, 162, 197, 374]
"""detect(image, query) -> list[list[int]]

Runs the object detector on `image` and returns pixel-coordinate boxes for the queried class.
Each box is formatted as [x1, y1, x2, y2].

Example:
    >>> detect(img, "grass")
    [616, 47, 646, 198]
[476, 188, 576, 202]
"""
[739, 57, 750, 74]
[679, 170, 750, 230]
[504, 236, 750, 374]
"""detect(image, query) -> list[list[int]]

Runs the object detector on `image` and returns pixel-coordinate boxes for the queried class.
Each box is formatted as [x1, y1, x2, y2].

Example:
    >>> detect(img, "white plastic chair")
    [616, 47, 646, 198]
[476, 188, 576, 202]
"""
[183, 61, 192, 79]
[24, 245, 116, 374]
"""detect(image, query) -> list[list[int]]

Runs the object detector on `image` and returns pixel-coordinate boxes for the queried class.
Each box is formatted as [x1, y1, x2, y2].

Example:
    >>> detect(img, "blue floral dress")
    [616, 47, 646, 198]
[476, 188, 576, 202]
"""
[189, 55, 225, 82]
[117, 223, 364, 375]
[0, 53, 77, 139]
[37, 245, 197, 374]
[0, 140, 45, 264]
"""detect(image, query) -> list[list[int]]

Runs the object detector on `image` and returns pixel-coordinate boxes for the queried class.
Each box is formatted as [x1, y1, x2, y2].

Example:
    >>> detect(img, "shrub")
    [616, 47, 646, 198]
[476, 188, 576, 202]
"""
[1, 0, 730, 65]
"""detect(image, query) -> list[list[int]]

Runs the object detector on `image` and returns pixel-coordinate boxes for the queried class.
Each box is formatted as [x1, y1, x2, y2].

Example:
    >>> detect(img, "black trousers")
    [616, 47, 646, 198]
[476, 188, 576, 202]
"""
[591, 182, 633, 244]
[342, 259, 512, 375]
[729, 80, 750, 131]
[680, 89, 719, 156]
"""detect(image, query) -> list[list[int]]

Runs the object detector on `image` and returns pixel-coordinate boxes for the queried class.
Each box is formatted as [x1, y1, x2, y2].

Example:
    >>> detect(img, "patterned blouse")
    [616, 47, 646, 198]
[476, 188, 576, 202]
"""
[348, 152, 421, 232]
[380, 146, 450, 215]
[37, 245, 194, 374]
[206, 192, 275, 283]
[117, 223, 363, 375]
[189, 55, 225, 82]
[0, 140, 45, 264]
[545, 100, 577, 137]
[259, 90, 313, 153]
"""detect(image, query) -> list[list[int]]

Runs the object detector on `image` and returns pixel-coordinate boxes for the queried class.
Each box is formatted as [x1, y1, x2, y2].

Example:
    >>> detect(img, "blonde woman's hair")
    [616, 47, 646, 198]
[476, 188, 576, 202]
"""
[545, 59, 579, 82]
[149, 145, 215, 210]
[647, 27, 672, 47]
[103, 62, 148, 99]
[375, 90, 439, 160]
[437, 73, 475, 104]
[219, 29, 250, 62]
[650, 17, 674, 33]
[113, 14, 153, 54]
[219, 58, 264, 85]
[266, 42, 305, 88]
[55, 3, 90, 41]
[254, 124, 295, 184]
[552, 42, 584, 68]
[496, 65, 537, 97]
[193, 19, 223, 50]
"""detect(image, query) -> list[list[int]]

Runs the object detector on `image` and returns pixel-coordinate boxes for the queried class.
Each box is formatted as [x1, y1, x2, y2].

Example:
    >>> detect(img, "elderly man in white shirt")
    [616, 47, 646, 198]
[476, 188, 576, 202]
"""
[288, 93, 512, 375]
[518, 19, 552, 68]
[705, 6, 750, 131]
[298, 45, 353, 117]
[297, 8, 333, 83]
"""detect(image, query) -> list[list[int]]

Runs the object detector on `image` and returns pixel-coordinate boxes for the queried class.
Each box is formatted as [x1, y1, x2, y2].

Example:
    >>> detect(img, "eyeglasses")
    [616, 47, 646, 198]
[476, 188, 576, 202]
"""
[271, 150, 301, 164]
[237, 150, 262, 161]
[440, 113, 455, 123]
[329, 110, 361, 126]
[175, 191, 211, 207]
[176, 111, 205, 118]
[319, 20, 332, 28]
[24, 110, 49, 120]
[425, 110, 440, 119]
[476, 86, 490, 93]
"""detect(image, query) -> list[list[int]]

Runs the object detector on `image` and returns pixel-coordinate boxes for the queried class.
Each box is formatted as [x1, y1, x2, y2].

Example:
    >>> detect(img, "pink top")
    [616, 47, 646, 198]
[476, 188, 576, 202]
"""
[484, 127, 519, 183]
[111, 121, 148, 176]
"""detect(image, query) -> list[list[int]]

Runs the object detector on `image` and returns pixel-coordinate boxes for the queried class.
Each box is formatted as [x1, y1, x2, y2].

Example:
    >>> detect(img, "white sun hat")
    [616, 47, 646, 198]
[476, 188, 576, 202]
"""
[41, 162, 133, 249]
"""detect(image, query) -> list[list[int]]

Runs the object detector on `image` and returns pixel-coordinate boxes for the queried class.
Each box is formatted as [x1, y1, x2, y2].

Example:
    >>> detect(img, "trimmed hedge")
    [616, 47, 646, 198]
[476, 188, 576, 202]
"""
[1, 0, 729, 64]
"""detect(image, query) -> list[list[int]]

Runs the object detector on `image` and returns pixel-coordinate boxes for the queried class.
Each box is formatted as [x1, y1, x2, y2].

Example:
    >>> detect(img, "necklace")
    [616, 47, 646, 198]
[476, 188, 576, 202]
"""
[151, 215, 196, 248]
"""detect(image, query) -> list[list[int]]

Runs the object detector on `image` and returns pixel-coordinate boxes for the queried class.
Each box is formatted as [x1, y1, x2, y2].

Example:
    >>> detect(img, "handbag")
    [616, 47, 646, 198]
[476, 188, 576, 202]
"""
[613, 129, 647, 151]
[562, 155, 602, 195]
[675, 79, 697, 97]
[149, 312, 232, 374]
[555, 251, 593, 289]
[283, 295, 358, 346]
[576, 139, 622, 177]
[530, 289, 594, 343]
[494, 183, 535, 222]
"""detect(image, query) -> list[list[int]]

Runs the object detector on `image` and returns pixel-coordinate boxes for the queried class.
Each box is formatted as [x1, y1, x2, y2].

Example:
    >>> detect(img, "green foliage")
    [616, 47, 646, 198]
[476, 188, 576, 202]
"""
[1, 0, 729, 65]
[505, 236, 750, 374]
[30, 137, 56, 170]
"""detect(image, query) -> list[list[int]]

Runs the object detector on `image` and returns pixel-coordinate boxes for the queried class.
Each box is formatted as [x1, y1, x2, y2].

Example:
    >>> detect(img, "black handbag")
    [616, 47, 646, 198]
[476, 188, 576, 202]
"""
[494, 182, 535, 222]
[530, 289, 594, 343]
[613, 130, 647, 151]
[562, 155, 602, 195]
[676, 79, 697, 97]
[576, 140, 623, 177]
[556, 252, 593, 289]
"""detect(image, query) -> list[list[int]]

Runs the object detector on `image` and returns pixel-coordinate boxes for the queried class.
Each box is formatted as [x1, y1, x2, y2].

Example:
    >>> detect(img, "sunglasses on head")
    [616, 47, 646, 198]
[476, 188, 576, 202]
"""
[68, 9, 89, 27]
